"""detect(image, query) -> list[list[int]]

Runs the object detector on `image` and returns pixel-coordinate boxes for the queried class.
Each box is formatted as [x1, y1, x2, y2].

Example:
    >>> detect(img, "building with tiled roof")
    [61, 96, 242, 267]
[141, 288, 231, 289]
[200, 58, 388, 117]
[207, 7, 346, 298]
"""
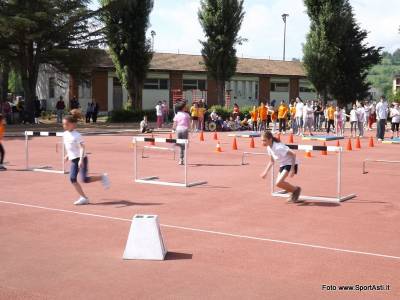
[36, 50, 316, 112]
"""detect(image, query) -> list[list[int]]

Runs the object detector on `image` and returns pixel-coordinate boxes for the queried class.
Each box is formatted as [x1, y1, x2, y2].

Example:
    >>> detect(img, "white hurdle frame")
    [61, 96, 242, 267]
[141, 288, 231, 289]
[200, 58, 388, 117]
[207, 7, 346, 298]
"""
[25, 131, 67, 174]
[362, 159, 400, 174]
[270, 145, 356, 203]
[133, 137, 207, 188]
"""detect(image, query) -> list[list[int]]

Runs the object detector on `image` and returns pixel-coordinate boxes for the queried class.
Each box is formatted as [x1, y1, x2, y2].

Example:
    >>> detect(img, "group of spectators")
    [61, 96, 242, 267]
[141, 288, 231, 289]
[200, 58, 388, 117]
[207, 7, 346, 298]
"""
[148, 96, 399, 141]
[0, 95, 42, 124]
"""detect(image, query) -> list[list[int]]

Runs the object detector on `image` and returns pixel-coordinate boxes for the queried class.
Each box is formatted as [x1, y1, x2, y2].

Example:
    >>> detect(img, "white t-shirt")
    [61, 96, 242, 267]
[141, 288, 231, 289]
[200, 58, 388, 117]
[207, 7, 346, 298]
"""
[63, 130, 83, 160]
[391, 108, 400, 123]
[356, 107, 365, 122]
[350, 109, 358, 122]
[267, 142, 295, 167]
[155, 104, 163, 117]
[295, 102, 304, 118]
[303, 105, 314, 120]
[140, 120, 147, 131]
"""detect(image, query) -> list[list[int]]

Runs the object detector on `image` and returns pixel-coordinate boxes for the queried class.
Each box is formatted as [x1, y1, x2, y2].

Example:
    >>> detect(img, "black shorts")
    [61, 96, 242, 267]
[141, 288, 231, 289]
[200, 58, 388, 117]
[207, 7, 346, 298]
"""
[279, 164, 298, 174]
[192, 116, 199, 121]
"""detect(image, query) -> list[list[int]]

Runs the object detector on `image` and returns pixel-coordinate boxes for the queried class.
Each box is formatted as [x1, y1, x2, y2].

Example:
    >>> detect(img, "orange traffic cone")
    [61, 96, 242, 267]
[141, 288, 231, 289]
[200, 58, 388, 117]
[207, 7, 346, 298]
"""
[355, 136, 361, 149]
[168, 133, 173, 139]
[368, 136, 375, 148]
[336, 140, 340, 147]
[305, 150, 312, 158]
[321, 142, 328, 156]
[346, 138, 353, 151]
[200, 131, 205, 142]
[288, 133, 294, 144]
[213, 132, 218, 140]
[150, 134, 155, 146]
[215, 141, 223, 153]
[250, 137, 255, 148]
[232, 137, 238, 150]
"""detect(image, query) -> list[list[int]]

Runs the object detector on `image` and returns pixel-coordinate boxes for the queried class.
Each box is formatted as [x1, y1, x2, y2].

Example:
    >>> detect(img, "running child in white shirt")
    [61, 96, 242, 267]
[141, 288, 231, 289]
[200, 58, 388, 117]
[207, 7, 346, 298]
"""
[63, 110, 110, 205]
[260, 131, 302, 203]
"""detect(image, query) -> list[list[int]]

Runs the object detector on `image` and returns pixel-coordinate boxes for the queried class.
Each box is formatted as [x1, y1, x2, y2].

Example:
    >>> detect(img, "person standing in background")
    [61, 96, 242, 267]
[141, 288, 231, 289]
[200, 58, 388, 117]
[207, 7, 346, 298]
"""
[363, 101, 370, 130]
[56, 96, 66, 124]
[70, 96, 80, 111]
[375, 96, 388, 141]
[162, 100, 169, 125]
[277, 100, 289, 134]
[155, 101, 163, 129]
[390, 102, 400, 139]
[295, 97, 304, 136]
[356, 103, 365, 137]
[92, 100, 99, 123]
[85, 102, 93, 123]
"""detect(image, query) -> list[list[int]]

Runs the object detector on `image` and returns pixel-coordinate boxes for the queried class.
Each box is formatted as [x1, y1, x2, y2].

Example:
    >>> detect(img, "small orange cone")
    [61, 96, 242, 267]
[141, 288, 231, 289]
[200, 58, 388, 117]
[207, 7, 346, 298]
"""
[288, 133, 294, 144]
[200, 131, 205, 142]
[213, 132, 218, 140]
[150, 134, 155, 146]
[355, 136, 361, 149]
[168, 133, 173, 139]
[215, 141, 223, 153]
[250, 137, 255, 148]
[305, 150, 312, 158]
[346, 138, 352, 151]
[321, 142, 328, 156]
[232, 137, 238, 150]
[336, 140, 340, 147]
[368, 136, 374, 148]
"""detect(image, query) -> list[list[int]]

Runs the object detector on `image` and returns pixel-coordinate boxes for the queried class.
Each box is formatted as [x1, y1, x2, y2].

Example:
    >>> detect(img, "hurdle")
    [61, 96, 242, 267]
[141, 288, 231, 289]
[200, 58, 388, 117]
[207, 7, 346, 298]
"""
[24, 131, 67, 174]
[141, 145, 176, 160]
[133, 136, 207, 188]
[271, 144, 356, 203]
[362, 159, 400, 174]
[241, 152, 267, 165]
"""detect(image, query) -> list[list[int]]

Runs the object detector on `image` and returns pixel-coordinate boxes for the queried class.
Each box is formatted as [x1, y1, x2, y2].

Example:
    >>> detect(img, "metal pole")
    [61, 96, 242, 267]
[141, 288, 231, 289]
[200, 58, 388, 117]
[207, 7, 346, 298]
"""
[25, 134, 29, 170]
[337, 150, 342, 199]
[283, 21, 287, 61]
[184, 142, 188, 187]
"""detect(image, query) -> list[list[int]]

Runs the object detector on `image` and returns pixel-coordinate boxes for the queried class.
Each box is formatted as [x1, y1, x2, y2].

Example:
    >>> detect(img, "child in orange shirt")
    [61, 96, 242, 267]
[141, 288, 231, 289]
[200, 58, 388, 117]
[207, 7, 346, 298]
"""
[258, 103, 268, 131]
[0, 114, 6, 171]
[278, 100, 289, 134]
[326, 105, 336, 134]
[250, 106, 258, 131]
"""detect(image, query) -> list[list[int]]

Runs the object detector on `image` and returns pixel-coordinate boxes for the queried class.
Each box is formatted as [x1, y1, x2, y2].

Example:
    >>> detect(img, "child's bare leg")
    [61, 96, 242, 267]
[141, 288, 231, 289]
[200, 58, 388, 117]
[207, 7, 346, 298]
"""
[72, 182, 88, 198]
[276, 171, 297, 193]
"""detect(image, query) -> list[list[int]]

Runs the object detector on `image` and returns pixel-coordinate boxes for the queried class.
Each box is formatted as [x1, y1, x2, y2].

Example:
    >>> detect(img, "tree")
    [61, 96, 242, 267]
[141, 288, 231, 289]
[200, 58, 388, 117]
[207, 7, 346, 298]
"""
[0, 0, 100, 119]
[100, 0, 154, 111]
[303, 0, 382, 105]
[0, 59, 10, 102]
[198, 0, 245, 105]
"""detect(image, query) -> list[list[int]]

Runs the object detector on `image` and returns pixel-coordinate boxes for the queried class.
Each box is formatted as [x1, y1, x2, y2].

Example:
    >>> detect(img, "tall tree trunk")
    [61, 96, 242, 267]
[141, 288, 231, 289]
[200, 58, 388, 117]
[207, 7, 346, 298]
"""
[216, 80, 225, 106]
[1, 63, 10, 102]
[127, 79, 143, 111]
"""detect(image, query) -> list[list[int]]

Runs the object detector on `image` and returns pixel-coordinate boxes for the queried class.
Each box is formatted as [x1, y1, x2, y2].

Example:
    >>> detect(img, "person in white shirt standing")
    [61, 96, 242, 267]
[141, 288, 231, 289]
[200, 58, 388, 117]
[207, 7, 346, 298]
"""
[295, 97, 304, 136]
[63, 110, 110, 205]
[303, 100, 315, 136]
[375, 96, 388, 141]
[155, 101, 163, 129]
[349, 104, 358, 137]
[363, 101, 371, 130]
[390, 103, 400, 139]
[356, 103, 365, 137]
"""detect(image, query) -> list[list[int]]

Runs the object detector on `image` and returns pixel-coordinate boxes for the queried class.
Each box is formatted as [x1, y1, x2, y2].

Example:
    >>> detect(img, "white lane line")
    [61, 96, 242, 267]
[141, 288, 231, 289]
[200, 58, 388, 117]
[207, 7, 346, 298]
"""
[1, 200, 399, 261]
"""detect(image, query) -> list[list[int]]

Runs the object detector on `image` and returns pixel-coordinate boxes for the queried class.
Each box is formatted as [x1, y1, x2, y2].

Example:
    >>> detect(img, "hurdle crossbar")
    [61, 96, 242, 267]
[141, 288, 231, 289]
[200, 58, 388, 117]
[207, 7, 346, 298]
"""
[133, 137, 207, 188]
[362, 159, 400, 174]
[24, 131, 67, 174]
[141, 145, 176, 160]
[271, 144, 356, 203]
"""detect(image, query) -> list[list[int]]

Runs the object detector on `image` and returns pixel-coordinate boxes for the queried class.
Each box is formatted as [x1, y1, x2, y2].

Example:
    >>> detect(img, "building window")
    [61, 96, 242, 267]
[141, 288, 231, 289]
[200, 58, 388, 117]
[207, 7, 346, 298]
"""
[49, 77, 55, 98]
[79, 79, 92, 99]
[183, 79, 206, 91]
[396, 78, 400, 85]
[271, 82, 289, 92]
[143, 79, 169, 90]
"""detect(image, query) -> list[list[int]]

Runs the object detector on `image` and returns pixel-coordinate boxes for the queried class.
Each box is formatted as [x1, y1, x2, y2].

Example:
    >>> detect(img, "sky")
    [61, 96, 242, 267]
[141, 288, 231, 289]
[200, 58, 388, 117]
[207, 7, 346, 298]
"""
[92, 0, 400, 60]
